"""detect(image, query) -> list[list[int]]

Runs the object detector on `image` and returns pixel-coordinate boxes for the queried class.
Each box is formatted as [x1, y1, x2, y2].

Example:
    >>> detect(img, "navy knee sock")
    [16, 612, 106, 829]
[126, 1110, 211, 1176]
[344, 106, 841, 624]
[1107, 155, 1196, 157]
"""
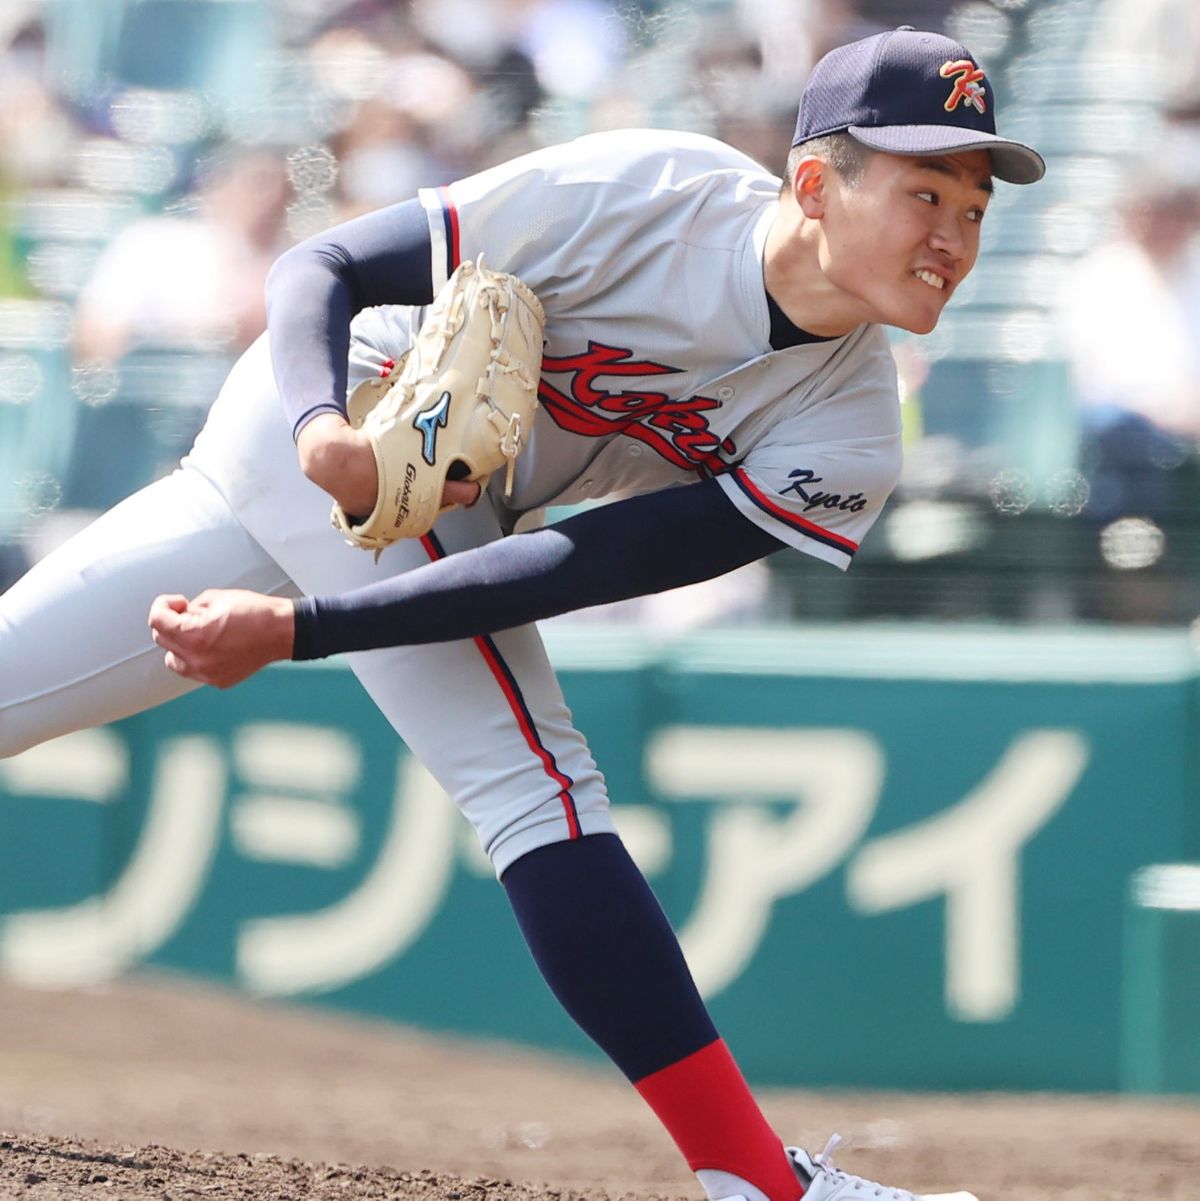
[501, 833, 802, 1201]
[501, 831, 716, 1081]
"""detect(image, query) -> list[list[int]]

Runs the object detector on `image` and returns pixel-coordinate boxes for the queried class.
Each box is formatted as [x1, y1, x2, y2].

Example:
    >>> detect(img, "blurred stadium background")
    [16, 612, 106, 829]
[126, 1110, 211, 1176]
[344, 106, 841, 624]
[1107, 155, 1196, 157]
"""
[1, 0, 1199, 1111]
[3, 0, 1200, 618]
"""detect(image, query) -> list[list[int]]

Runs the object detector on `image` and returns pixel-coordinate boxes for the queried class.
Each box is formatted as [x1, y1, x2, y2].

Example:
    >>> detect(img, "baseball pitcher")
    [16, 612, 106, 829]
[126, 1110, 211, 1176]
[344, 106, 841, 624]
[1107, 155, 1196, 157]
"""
[1, 28, 1043, 1201]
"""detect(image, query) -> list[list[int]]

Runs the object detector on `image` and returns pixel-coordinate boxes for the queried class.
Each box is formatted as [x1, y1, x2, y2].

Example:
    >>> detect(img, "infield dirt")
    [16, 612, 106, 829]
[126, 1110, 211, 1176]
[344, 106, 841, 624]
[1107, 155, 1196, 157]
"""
[0, 975, 1195, 1200]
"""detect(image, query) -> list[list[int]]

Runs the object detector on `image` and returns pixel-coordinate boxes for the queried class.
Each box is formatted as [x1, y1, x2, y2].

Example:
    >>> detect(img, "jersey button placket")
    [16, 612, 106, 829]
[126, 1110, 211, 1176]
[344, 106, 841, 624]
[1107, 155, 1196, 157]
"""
[716, 385, 735, 401]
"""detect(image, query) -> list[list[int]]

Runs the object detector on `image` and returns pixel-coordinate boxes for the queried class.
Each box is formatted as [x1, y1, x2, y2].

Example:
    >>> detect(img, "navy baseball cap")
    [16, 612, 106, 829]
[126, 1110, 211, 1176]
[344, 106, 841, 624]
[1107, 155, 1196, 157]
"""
[793, 26, 1045, 185]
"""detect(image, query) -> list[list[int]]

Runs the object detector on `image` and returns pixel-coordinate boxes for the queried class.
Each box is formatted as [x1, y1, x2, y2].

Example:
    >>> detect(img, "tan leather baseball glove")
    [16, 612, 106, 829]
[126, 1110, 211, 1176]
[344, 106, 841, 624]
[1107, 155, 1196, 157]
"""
[331, 255, 545, 553]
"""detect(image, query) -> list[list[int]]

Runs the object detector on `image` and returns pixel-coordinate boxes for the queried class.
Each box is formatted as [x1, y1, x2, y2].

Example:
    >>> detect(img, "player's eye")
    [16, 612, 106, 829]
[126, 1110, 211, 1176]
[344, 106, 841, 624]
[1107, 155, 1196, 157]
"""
[916, 190, 938, 205]
[967, 207, 985, 224]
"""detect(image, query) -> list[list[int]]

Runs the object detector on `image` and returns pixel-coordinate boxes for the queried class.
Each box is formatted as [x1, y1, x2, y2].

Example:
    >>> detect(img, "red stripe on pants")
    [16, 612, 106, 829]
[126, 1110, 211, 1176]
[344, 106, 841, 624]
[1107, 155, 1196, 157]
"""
[418, 534, 580, 839]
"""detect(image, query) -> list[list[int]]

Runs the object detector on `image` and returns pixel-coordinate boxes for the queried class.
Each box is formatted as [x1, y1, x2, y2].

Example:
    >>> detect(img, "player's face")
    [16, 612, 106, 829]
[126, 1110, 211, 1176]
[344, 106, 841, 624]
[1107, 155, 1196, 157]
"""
[822, 150, 992, 334]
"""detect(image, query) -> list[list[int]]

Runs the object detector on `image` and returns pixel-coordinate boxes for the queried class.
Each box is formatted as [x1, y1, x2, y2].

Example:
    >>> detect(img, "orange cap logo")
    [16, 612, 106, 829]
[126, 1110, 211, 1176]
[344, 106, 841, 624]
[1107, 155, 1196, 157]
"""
[939, 59, 987, 114]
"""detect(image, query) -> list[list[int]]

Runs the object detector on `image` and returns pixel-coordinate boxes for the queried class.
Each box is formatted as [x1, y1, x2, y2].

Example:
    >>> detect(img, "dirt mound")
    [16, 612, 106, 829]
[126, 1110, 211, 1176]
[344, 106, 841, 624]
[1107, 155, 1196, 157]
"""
[0, 974, 1196, 1200]
[0, 1133, 626, 1201]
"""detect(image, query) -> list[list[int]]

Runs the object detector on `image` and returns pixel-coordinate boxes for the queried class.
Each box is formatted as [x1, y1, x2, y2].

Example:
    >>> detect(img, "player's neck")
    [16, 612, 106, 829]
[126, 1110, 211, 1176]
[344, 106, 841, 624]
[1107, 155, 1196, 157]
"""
[762, 204, 870, 338]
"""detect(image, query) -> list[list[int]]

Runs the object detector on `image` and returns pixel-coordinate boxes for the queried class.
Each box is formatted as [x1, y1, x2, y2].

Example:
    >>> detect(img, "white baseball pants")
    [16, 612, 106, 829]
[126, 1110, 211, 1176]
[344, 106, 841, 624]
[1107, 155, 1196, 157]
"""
[0, 335, 612, 873]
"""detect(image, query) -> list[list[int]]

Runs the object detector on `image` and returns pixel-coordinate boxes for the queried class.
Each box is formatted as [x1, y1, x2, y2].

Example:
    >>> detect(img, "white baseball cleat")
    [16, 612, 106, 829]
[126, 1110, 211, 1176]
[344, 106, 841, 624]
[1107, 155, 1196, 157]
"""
[787, 1135, 980, 1201]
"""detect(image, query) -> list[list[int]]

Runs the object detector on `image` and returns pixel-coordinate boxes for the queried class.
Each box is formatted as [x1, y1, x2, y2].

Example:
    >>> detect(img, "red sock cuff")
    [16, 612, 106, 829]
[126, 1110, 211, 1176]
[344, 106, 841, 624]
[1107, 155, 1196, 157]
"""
[634, 1039, 803, 1201]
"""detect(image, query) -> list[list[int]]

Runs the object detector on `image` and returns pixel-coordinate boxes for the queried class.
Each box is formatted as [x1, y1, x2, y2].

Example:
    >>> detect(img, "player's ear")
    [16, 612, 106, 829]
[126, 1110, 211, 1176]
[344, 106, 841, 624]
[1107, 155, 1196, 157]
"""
[793, 155, 827, 218]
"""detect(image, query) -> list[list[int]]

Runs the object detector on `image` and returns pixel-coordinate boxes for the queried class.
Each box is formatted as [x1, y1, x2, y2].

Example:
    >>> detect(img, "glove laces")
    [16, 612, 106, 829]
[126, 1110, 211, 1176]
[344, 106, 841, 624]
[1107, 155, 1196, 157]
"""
[806, 1135, 918, 1200]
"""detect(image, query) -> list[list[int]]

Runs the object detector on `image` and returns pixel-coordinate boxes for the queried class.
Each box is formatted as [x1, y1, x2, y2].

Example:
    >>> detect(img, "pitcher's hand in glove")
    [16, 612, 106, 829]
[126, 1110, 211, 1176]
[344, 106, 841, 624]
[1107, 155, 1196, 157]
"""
[297, 413, 481, 517]
[331, 255, 544, 553]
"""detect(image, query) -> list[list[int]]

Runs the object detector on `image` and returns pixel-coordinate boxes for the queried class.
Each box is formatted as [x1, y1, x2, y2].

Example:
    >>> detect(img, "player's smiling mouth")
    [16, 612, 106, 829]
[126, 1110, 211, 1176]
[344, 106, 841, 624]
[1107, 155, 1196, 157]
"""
[914, 269, 946, 291]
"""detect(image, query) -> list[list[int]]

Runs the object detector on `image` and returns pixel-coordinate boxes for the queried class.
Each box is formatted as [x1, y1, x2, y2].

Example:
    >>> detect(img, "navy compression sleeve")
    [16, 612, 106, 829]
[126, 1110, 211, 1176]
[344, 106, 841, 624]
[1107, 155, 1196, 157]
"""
[265, 198, 434, 440]
[291, 479, 784, 659]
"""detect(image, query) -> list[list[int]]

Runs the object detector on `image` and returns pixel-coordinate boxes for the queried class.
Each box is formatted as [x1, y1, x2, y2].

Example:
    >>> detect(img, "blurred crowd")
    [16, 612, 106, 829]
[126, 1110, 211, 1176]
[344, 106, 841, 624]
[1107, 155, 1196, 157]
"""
[2, 0, 1200, 624]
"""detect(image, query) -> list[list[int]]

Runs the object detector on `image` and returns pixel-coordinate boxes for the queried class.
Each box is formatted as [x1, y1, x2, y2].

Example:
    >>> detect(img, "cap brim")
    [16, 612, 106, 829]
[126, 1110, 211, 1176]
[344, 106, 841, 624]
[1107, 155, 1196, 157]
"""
[848, 124, 1046, 184]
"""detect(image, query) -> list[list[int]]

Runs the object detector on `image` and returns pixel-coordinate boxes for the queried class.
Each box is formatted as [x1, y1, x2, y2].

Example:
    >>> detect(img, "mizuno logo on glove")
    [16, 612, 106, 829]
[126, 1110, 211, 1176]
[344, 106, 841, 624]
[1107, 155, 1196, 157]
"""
[414, 391, 452, 465]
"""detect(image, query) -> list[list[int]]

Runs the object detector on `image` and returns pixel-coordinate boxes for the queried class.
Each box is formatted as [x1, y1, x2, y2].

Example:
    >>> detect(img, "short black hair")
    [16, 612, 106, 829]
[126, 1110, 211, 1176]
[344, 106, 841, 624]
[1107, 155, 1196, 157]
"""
[782, 132, 872, 193]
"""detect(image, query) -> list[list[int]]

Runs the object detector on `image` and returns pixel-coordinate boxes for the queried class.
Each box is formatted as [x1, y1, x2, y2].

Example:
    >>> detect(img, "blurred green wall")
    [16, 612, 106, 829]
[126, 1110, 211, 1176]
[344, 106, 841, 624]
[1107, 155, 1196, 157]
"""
[2, 624, 1197, 1091]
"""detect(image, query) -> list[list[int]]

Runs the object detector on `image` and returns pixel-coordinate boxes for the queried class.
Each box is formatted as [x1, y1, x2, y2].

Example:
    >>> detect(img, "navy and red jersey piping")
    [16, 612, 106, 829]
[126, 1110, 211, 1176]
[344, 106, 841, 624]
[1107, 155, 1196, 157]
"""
[731, 466, 858, 556]
[437, 186, 461, 277]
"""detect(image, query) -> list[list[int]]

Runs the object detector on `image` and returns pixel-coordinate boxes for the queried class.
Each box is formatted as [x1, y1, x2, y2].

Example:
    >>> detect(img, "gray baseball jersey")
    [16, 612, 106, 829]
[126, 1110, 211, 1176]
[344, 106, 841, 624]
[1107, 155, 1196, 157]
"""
[2, 128, 904, 874]
[359, 129, 903, 569]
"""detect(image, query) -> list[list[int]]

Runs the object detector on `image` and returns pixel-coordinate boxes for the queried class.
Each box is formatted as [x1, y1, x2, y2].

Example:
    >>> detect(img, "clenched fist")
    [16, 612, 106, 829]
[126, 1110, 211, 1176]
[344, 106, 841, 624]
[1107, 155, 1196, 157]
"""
[149, 589, 295, 688]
